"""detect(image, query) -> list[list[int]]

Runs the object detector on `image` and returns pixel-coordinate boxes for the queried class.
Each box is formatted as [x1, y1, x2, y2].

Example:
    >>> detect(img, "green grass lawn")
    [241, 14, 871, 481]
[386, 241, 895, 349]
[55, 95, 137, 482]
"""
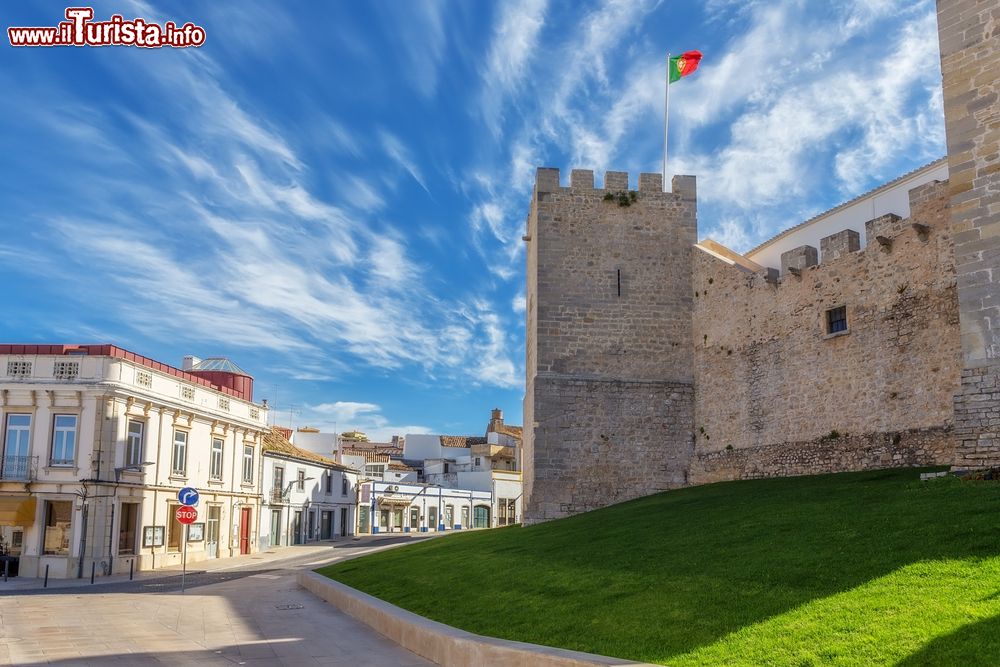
[318, 468, 1000, 665]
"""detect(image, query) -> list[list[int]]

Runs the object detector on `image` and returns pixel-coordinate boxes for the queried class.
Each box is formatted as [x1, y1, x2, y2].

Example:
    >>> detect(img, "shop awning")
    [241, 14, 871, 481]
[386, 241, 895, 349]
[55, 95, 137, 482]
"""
[0, 496, 36, 527]
[376, 495, 413, 507]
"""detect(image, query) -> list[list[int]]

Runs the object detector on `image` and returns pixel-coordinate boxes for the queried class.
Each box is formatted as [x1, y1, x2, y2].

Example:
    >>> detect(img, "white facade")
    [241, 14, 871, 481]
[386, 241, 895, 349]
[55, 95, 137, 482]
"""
[259, 450, 358, 548]
[290, 430, 339, 457]
[360, 481, 493, 534]
[0, 347, 268, 578]
[745, 158, 949, 269]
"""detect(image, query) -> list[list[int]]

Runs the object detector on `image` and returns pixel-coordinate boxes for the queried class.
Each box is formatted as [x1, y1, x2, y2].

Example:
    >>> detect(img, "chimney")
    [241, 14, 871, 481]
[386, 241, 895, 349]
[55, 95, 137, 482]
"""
[182, 355, 200, 371]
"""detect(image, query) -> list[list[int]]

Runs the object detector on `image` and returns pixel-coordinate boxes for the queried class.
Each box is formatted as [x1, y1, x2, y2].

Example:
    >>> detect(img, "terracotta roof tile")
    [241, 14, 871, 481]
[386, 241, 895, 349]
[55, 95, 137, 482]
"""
[440, 435, 487, 448]
[263, 428, 353, 471]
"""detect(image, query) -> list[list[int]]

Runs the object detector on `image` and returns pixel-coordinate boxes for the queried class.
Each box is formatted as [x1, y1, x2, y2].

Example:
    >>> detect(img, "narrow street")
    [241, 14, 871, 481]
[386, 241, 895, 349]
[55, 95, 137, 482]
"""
[0, 537, 433, 666]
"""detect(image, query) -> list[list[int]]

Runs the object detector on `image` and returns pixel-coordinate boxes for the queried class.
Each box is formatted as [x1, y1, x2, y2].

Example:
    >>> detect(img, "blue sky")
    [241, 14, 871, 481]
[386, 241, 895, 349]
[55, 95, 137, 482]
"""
[0, 0, 945, 439]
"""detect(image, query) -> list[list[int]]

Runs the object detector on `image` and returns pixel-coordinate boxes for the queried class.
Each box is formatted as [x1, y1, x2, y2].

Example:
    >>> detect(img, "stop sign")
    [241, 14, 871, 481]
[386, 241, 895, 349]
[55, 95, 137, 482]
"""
[176, 505, 198, 525]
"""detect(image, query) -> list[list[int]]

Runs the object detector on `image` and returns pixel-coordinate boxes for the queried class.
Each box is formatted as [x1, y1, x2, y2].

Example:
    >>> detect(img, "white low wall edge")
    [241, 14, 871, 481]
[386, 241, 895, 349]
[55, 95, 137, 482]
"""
[298, 570, 661, 667]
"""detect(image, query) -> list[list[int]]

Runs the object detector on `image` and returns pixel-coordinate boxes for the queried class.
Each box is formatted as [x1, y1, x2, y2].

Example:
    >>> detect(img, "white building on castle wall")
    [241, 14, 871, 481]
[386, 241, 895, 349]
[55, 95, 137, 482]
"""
[0, 345, 268, 579]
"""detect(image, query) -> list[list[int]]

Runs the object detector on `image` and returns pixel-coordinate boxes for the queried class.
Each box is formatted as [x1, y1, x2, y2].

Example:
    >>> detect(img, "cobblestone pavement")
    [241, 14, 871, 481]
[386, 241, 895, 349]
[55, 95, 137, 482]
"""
[0, 537, 433, 666]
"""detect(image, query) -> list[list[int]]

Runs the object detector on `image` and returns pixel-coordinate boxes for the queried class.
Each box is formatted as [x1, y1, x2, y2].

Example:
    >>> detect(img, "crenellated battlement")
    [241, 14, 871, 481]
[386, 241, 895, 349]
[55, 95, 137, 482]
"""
[534, 167, 695, 198]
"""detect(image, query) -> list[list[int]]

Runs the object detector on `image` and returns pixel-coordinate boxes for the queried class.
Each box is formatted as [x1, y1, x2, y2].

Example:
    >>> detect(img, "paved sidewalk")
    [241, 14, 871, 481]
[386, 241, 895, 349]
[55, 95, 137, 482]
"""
[0, 534, 428, 593]
[0, 535, 433, 666]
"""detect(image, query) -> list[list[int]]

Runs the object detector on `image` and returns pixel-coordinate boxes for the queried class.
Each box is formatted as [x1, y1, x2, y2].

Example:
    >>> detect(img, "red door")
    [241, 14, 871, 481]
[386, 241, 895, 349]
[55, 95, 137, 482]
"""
[239, 507, 252, 555]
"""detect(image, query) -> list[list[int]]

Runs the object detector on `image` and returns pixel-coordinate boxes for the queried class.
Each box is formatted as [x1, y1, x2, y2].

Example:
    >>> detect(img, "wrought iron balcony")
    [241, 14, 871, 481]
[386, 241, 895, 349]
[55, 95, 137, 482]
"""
[1, 455, 38, 481]
[269, 488, 286, 504]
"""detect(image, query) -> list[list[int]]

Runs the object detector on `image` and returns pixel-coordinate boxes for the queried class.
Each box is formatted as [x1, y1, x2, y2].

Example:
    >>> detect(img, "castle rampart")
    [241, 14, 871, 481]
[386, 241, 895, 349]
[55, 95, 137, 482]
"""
[690, 179, 961, 483]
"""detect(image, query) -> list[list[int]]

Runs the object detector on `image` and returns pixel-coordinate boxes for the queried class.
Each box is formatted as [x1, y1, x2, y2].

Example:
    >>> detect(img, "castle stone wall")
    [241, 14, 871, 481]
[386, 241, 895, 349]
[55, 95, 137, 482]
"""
[690, 180, 961, 483]
[524, 169, 697, 522]
[937, 0, 1000, 467]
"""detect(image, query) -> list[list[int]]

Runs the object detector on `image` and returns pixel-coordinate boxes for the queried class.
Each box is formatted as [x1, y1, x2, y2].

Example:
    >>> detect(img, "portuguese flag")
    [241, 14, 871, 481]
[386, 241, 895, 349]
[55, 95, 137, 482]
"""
[668, 50, 703, 83]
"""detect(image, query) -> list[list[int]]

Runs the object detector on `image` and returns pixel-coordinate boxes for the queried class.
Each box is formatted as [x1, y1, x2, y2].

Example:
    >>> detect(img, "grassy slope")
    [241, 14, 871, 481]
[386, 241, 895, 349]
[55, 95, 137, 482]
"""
[319, 468, 1000, 665]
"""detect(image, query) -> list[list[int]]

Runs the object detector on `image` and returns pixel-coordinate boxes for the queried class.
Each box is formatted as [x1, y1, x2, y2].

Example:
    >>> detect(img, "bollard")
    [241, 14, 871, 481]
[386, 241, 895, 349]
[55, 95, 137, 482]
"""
[129, 559, 134, 581]
[44, 564, 49, 588]
[90, 561, 95, 584]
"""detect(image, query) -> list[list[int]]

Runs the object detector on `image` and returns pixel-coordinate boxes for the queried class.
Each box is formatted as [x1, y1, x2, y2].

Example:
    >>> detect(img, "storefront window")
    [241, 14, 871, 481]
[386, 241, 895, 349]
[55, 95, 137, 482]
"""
[43, 501, 72, 555]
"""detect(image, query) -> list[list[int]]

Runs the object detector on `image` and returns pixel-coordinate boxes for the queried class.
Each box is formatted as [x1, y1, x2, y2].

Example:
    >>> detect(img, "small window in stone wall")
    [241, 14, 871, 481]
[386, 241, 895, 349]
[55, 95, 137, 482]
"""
[826, 306, 848, 334]
[218, 396, 230, 411]
[181, 386, 195, 401]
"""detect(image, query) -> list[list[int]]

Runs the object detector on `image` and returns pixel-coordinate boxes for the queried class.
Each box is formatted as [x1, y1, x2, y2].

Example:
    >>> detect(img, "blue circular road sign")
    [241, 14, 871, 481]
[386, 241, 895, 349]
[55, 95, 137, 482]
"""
[178, 486, 200, 507]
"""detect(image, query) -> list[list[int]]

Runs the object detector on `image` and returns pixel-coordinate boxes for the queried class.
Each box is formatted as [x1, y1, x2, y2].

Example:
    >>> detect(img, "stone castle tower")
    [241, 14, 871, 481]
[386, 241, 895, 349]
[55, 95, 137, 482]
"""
[523, 170, 697, 522]
[937, 0, 1000, 468]
[522, 0, 999, 524]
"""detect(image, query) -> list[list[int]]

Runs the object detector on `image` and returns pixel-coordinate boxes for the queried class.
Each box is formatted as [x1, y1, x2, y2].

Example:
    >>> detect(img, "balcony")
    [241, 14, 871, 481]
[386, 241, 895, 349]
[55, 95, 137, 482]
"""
[1, 456, 38, 481]
[269, 489, 286, 504]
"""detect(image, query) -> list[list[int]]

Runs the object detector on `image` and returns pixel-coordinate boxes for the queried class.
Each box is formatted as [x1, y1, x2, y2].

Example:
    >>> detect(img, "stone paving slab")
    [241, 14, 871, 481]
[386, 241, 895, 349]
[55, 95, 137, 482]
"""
[0, 539, 432, 666]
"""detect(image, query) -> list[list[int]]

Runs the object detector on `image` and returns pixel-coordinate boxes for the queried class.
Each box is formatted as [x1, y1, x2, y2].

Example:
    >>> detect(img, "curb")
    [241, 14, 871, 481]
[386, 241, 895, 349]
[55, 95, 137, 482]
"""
[298, 570, 659, 667]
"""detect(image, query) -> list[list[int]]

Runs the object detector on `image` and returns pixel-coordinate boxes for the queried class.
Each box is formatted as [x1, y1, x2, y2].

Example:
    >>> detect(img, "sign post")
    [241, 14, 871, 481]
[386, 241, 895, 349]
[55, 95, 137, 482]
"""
[176, 489, 199, 594]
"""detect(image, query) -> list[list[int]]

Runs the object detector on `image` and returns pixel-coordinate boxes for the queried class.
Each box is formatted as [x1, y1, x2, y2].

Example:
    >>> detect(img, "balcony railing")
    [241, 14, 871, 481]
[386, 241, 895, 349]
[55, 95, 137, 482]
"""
[269, 489, 286, 504]
[1, 455, 38, 481]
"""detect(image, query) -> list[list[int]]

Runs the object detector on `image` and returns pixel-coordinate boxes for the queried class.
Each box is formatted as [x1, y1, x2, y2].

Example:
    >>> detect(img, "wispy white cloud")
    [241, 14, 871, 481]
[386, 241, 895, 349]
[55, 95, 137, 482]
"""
[380, 1, 448, 98]
[379, 129, 430, 194]
[480, 0, 549, 135]
[301, 401, 434, 441]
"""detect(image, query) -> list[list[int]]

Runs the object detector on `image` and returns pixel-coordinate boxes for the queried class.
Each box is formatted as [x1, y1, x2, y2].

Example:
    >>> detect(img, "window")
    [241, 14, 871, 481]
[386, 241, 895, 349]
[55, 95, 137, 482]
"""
[136, 370, 152, 388]
[498, 498, 508, 525]
[50, 415, 77, 466]
[249, 407, 259, 420]
[125, 420, 144, 467]
[171, 430, 188, 476]
[324, 471, 333, 494]
[210, 438, 224, 480]
[43, 501, 72, 555]
[53, 361, 79, 380]
[827, 306, 848, 334]
[4, 414, 32, 479]
[6, 360, 31, 378]
[475, 457, 481, 467]
[508, 499, 516, 525]
[218, 397, 230, 411]
[296, 469, 305, 491]
[445, 505, 454, 527]
[273, 466, 284, 493]
[242, 445, 254, 483]
[181, 386, 195, 401]
[341, 476, 348, 496]
[461, 506, 469, 528]
[118, 503, 140, 555]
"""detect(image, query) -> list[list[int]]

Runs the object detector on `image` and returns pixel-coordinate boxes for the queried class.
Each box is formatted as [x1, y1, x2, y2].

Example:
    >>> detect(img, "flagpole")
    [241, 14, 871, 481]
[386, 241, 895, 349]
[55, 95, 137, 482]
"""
[663, 52, 670, 191]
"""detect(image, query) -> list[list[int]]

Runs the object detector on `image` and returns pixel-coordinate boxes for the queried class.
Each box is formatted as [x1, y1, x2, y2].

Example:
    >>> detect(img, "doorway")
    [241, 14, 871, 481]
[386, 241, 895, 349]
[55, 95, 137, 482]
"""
[293, 511, 303, 544]
[167, 503, 182, 551]
[206, 505, 221, 558]
[239, 507, 251, 555]
[270, 509, 281, 547]
[340, 507, 348, 536]
[321, 511, 332, 540]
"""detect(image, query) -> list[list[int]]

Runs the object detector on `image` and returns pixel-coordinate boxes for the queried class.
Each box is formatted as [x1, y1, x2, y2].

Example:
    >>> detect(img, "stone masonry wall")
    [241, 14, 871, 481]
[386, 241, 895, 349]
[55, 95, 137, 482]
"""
[524, 169, 696, 522]
[690, 179, 961, 483]
[937, 0, 1000, 467]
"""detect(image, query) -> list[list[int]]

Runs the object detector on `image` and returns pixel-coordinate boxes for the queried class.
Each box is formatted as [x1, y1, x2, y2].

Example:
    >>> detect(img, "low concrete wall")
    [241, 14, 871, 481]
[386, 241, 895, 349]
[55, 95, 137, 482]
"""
[298, 571, 659, 667]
